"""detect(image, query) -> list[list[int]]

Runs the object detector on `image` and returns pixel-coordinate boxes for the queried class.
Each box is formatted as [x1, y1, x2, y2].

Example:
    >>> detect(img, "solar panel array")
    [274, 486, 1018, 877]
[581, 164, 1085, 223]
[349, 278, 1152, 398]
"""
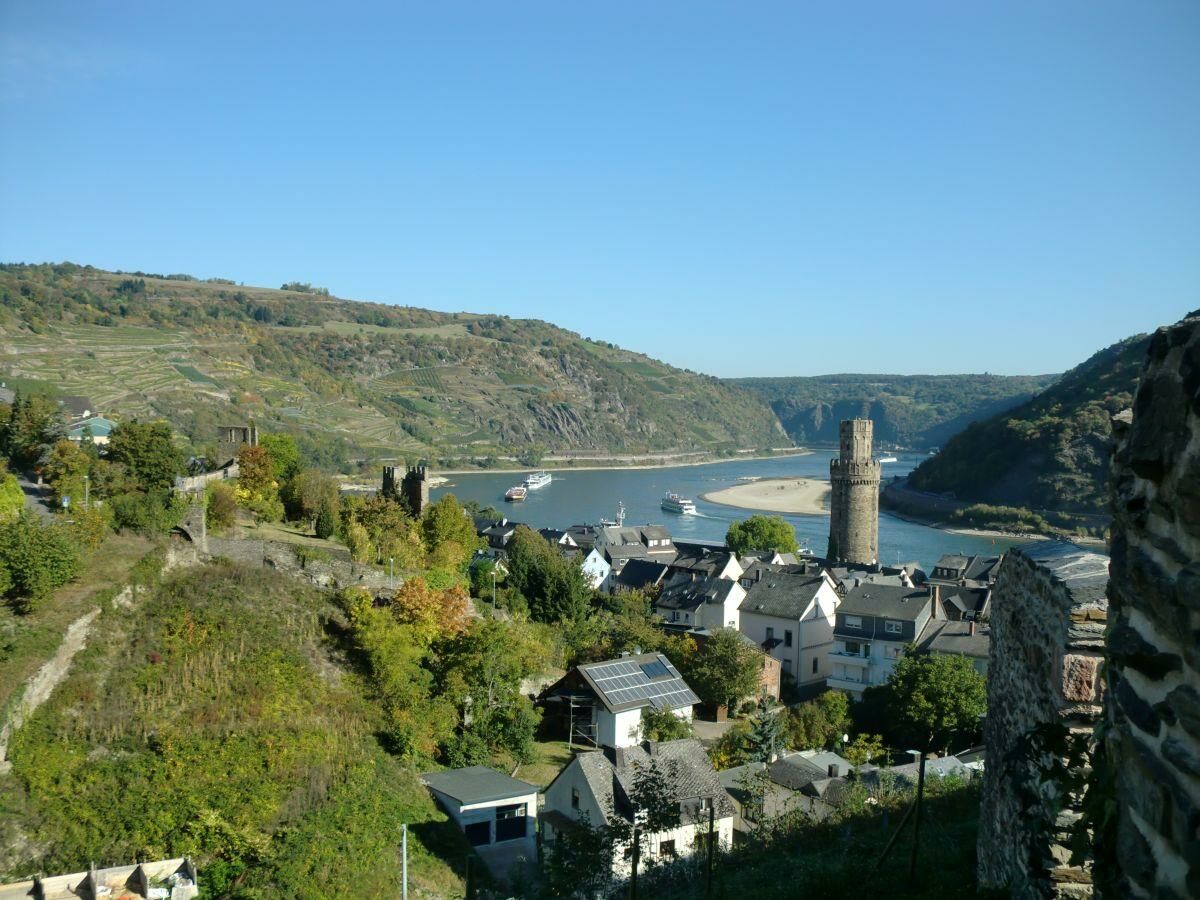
[584, 656, 700, 711]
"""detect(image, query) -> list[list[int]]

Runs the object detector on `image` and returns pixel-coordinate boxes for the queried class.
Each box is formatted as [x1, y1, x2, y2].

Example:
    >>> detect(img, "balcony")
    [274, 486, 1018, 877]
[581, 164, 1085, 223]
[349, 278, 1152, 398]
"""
[828, 651, 870, 667]
[826, 675, 869, 693]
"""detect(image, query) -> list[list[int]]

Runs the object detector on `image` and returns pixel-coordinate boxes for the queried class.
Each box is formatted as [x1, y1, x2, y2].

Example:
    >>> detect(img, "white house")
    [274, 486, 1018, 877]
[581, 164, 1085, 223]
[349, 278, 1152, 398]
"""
[654, 573, 746, 632]
[580, 548, 612, 592]
[827, 583, 936, 696]
[541, 740, 735, 877]
[420, 765, 539, 848]
[738, 569, 841, 686]
[539, 652, 698, 749]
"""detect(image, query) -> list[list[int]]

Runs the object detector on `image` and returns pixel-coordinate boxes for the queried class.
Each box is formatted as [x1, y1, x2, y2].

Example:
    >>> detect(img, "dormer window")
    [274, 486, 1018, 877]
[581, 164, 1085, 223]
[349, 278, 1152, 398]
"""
[884, 621, 902, 634]
[844, 616, 862, 629]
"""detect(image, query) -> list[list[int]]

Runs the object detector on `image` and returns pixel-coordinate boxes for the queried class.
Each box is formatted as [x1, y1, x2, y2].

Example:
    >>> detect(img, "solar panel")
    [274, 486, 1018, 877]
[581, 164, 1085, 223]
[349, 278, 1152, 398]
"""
[639, 660, 670, 680]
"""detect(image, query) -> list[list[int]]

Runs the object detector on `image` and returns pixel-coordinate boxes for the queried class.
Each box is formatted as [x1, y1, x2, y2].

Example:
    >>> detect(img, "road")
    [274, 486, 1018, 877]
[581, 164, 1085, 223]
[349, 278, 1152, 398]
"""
[16, 473, 55, 521]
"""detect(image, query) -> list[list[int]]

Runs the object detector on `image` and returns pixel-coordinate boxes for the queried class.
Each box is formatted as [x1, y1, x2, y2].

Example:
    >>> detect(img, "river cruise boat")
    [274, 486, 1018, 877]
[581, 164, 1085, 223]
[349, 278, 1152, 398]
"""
[524, 470, 552, 490]
[661, 491, 698, 515]
[505, 485, 528, 501]
[878, 456, 898, 463]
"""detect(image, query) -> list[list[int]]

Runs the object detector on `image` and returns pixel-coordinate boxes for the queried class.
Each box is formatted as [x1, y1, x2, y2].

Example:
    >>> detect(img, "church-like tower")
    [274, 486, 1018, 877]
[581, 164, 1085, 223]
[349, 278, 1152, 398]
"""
[827, 419, 881, 566]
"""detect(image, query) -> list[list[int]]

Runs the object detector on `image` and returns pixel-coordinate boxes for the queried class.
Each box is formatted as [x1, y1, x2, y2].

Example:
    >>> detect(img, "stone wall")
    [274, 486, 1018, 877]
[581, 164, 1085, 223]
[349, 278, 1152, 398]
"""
[827, 419, 880, 565]
[977, 542, 1110, 898]
[1105, 311, 1200, 898]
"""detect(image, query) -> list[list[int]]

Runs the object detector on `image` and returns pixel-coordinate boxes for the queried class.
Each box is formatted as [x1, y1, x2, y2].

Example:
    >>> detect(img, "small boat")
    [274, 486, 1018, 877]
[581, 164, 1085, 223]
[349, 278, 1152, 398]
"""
[524, 470, 552, 490]
[600, 501, 627, 528]
[661, 491, 698, 515]
[878, 456, 898, 464]
[505, 485, 528, 502]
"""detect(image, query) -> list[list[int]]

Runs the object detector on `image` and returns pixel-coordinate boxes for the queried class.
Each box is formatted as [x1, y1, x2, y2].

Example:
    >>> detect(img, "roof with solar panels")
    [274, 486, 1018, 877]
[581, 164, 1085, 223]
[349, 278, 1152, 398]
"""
[543, 651, 700, 714]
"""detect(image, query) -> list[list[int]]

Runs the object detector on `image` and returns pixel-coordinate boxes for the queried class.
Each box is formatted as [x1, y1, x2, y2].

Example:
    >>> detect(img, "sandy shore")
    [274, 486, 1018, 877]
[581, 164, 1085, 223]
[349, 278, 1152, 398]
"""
[701, 477, 831, 516]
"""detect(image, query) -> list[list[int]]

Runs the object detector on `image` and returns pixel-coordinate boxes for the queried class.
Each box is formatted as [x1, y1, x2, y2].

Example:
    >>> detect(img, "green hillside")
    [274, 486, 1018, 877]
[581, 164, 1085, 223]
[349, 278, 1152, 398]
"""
[0, 263, 785, 468]
[730, 373, 1059, 449]
[906, 333, 1151, 516]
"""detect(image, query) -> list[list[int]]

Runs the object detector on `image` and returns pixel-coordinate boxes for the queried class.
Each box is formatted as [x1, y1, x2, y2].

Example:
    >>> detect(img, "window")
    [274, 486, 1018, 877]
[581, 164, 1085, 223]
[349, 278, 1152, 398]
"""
[784, 630, 793, 647]
[659, 839, 677, 858]
[884, 620, 903, 634]
[844, 641, 862, 656]
[844, 615, 862, 629]
[571, 787, 580, 810]
[766, 626, 775, 641]
[812, 657, 819, 674]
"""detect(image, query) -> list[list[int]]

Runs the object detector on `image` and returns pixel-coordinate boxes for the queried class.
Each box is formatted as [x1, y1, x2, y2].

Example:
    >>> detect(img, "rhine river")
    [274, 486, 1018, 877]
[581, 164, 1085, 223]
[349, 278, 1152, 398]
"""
[431, 451, 1028, 569]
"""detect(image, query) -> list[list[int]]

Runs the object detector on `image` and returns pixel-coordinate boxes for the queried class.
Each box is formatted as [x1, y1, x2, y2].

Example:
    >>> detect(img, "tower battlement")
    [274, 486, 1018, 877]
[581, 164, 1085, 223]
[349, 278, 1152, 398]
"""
[827, 418, 881, 566]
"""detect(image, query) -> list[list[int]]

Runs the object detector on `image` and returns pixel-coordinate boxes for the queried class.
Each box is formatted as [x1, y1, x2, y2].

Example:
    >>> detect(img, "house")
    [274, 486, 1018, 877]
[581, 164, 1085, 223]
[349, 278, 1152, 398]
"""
[669, 542, 744, 582]
[541, 739, 736, 876]
[420, 765, 539, 849]
[480, 520, 519, 557]
[581, 548, 612, 592]
[539, 652, 698, 748]
[609, 559, 670, 594]
[918, 619, 991, 676]
[860, 754, 973, 790]
[539, 528, 578, 549]
[565, 524, 600, 552]
[717, 749, 854, 832]
[827, 583, 936, 696]
[654, 572, 746, 632]
[738, 570, 842, 687]
[66, 415, 117, 446]
[0, 858, 199, 900]
[596, 524, 676, 573]
[927, 554, 1001, 619]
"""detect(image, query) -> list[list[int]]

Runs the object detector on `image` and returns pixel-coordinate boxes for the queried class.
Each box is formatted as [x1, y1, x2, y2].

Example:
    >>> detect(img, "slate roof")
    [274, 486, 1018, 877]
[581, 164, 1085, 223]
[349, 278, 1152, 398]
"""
[795, 750, 854, 778]
[656, 573, 740, 613]
[837, 583, 931, 621]
[576, 652, 699, 714]
[1021, 543, 1110, 605]
[667, 545, 738, 578]
[941, 587, 990, 618]
[933, 554, 972, 574]
[539, 528, 576, 546]
[573, 740, 736, 825]
[919, 620, 991, 659]
[421, 765, 538, 806]
[738, 572, 827, 620]
[767, 753, 828, 791]
[611, 559, 670, 592]
[566, 525, 599, 550]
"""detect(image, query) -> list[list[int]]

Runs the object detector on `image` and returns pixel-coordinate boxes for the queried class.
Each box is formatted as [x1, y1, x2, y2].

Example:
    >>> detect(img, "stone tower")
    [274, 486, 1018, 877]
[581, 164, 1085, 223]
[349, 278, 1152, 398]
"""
[401, 464, 430, 517]
[826, 418, 881, 565]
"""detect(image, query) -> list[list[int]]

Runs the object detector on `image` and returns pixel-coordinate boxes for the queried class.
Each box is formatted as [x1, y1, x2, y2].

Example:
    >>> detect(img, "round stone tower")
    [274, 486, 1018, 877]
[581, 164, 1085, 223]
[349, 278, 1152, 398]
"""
[827, 418, 881, 566]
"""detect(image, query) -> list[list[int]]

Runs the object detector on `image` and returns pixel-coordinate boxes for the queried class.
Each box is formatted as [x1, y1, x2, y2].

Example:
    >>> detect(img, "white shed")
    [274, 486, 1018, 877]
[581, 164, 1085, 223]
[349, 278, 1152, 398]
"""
[420, 766, 539, 848]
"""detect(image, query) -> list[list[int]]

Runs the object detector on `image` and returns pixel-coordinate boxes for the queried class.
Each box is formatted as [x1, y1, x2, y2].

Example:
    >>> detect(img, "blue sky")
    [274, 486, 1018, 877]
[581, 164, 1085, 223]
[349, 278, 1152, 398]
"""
[1, 2, 1196, 377]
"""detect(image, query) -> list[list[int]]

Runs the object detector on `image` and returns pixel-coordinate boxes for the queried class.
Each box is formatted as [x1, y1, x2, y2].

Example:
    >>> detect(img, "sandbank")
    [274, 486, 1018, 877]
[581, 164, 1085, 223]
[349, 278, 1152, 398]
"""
[701, 477, 831, 516]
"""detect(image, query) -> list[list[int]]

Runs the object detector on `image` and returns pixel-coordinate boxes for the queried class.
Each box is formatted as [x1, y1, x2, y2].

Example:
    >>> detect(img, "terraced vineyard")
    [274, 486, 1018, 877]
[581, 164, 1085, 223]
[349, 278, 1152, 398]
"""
[0, 263, 785, 467]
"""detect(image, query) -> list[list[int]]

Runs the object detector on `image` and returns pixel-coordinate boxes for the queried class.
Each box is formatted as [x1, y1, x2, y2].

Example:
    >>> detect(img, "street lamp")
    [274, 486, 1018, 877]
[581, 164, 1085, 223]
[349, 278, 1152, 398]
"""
[389, 557, 395, 591]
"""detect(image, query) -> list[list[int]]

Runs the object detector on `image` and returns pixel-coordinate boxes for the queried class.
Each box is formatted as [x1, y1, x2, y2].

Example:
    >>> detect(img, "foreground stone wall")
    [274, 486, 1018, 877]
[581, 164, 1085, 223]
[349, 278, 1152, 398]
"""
[1106, 311, 1200, 898]
[977, 543, 1109, 898]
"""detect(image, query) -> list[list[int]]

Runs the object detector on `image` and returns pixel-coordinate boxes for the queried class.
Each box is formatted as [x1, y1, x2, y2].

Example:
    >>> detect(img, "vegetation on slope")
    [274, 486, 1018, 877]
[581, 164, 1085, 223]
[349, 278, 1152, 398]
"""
[0, 263, 785, 467]
[906, 333, 1150, 517]
[732, 372, 1058, 448]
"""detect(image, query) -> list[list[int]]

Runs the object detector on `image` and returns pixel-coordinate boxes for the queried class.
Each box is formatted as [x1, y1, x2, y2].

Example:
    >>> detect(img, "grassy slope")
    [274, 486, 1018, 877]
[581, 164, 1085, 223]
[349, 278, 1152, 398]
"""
[0, 264, 784, 465]
[731, 373, 1060, 448]
[906, 333, 1150, 514]
[0, 561, 467, 898]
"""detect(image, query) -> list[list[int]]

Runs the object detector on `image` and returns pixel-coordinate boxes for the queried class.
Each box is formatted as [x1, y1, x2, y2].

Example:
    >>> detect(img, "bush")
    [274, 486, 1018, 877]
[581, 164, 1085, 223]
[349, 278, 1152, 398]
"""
[0, 513, 80, 613]
[206, 482, 237, 532]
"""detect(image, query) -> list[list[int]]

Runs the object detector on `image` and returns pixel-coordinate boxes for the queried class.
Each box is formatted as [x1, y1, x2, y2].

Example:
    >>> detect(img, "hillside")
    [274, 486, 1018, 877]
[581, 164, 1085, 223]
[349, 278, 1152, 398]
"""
[0, 560, 469, 897]
[905, 333, 1151, 516]
[0, 263, 785, 468]
[730, 373, 1059, 449]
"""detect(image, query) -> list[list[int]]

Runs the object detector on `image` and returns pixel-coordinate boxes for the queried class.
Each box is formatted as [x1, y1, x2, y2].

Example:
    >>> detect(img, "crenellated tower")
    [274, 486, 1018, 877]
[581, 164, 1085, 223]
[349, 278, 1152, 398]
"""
[827, 418, 881, 565]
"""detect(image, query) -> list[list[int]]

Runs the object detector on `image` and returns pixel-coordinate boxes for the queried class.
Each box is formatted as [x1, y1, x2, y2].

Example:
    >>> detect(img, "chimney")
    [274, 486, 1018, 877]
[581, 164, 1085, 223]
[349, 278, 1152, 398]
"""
[969, 620, 976, 636]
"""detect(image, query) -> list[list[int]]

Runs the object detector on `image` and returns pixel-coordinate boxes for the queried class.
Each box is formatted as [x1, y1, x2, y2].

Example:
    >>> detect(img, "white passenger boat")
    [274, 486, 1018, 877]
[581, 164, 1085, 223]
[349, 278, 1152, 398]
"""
[878, 456, 898, 463]
[661, 491, 698, 515]
[524, 471, 552, 490]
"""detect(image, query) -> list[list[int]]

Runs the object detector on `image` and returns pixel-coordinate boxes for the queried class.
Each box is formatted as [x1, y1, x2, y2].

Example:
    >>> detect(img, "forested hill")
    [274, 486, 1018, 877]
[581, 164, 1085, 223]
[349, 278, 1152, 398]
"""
[0, 263, 785, 467]
[906, 332, 1152, 515]
[729, 373, 1059, 449]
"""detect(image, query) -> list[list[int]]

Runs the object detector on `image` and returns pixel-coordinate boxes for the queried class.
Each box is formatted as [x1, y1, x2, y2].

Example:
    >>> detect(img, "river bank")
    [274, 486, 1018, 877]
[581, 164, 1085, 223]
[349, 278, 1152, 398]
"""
[700, 477, 831, 516]
[436, 448, 813, 477]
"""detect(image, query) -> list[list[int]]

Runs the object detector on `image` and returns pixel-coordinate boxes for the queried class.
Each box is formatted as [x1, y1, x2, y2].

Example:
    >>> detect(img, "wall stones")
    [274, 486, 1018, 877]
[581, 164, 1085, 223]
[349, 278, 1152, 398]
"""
[976, 542, 1110, 898]
[1106, 311, 1200, 899]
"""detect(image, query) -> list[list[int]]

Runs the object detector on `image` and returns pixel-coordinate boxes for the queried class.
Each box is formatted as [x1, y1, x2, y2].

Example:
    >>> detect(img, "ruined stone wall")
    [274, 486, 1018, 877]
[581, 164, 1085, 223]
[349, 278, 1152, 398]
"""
[1106, 311, 1200, 898]
[977, 544, 1109, 898]
[827, 419, 880, 565]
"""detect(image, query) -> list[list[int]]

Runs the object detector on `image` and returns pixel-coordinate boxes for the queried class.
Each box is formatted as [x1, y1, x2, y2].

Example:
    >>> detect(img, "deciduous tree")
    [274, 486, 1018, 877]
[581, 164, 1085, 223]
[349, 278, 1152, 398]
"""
[107, 420, 183, 494]
[726, 514, 799, 555]
[679, 627, 761, 712]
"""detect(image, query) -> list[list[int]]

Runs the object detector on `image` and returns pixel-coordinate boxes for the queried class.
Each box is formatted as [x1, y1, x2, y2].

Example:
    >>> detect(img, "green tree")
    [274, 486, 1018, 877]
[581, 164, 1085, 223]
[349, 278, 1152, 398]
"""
[314, 498, 336, 539]
[0, 513, 80, 613]
[282, 469, 339, 529]
[725, 514, 798, 555]
[785, 689, 851, 751]
[258, 433, 302, 481]
[1, 393, 64, 470]
[641, 705, 694, 742]
[844, 733, 886, 767]
[542, 815, 614, 899]
[206, 482, 238, 532]
[505, 525, 591, 623]
[42, 439, 91, 504]
[107, 420, 183, 494]
[882, 650, 987, 753]
[420, 493, 480, 565]
[679, 628, 761, 712]
[746, 699, 785, 762]
[0, 472, 23, 521]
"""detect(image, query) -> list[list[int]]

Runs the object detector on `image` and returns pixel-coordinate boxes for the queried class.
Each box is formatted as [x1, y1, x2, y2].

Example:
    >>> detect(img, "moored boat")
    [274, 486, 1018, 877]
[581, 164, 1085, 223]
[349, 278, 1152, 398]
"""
[505, 485, 528, 501]
[661, 491, 698, 515]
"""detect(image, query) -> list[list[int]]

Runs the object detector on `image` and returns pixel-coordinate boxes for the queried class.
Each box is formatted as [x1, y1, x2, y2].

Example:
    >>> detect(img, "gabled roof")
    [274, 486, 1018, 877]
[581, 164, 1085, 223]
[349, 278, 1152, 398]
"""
[66, 415, 117, 437]
[837, 583, 931, 621]
[420, 765, 538, 806]
[539, 528, 576, 546]
[611, 559, 670, 591]
[767, 753, 828, 791]
[668, 544, 739, 579]
[656, 573, 740, 613]
[571, 740, 735, 825]
[738, 572, 827, 620]
[919, 620, 991, 660]
[576, 652, 699, 714]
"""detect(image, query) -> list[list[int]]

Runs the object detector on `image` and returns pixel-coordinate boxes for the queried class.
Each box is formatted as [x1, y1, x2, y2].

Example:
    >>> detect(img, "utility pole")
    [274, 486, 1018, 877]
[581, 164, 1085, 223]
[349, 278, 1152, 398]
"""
[907, 751, 928, 887]
[705, 800, 715, 898]
[491, 568, 497, 610]
[83, 474, 89, 509]
[389, 556, 395, 591]
[629, 824, 639, 900]
[401, 823, 408, 900]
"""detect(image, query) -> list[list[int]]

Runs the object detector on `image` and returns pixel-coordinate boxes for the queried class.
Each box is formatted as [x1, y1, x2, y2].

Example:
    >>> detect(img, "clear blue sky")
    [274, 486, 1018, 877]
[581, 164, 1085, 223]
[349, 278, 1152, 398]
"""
[1, 2, 1196, 377]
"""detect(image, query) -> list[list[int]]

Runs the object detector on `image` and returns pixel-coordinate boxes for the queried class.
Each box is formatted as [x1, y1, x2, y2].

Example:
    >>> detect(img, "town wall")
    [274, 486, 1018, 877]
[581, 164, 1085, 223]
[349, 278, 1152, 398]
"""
[976, 543, 1109, 898]
[1105, 311, 1200, 898]
[827, 419, 880, 565]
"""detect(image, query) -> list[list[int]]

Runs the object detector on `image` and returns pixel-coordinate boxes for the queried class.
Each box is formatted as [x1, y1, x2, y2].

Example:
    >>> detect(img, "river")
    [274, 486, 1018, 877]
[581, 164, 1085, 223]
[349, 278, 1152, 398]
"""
[430, 451, 1027, 569]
